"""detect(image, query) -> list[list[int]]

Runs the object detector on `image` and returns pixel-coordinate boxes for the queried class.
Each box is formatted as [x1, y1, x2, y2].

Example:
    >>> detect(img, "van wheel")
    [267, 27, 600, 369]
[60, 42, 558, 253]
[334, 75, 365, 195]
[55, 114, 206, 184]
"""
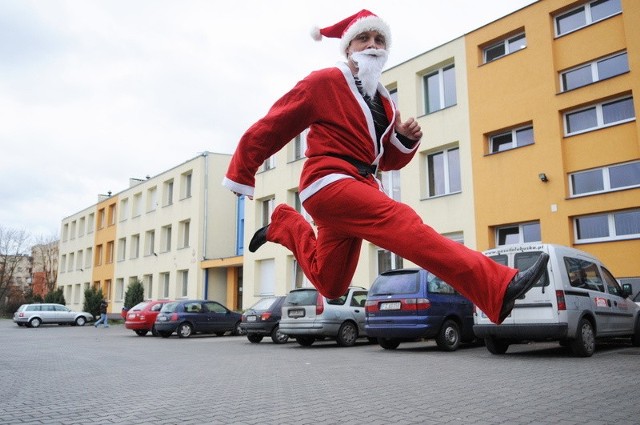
[630, 317, 640, 347]
[436, 320, 461, 351]
[570, 318, 595, 357]
[485, 336, 509, 354]
[296, 336, 315, 346]
[378, 338, 401, 350]
[336, 322, 358, 347]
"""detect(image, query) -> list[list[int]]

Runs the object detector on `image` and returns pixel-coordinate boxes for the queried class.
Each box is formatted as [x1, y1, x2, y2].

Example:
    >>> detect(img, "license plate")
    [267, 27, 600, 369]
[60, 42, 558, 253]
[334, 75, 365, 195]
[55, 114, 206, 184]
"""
[288, 309, 305, 318]
[247, 316, 257, 322]
[380, 302, 401, 310]
[157, 316, 168, 321]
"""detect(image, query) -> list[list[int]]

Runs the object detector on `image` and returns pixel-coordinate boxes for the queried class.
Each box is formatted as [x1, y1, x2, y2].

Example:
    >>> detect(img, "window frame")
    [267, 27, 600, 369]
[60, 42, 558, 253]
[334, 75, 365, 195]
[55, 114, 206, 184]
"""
[488, 125, 534, 154]
[574, 209, 640, 243]
[554, 0, 622, 37]
[496, 222, 542, 246]
[483, 32, 527, 63]
[563, 95, 635, 136]
[425, 146, 461, 198]
[560, 51, 629, 92]
[423, 63, 457, 114]
[569, 160, 640, 197]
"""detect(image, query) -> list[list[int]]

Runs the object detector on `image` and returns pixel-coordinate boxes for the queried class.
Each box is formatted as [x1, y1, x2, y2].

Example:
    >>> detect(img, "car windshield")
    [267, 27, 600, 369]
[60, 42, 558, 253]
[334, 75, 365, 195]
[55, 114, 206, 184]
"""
[369, 271, 419, 296]
[249, 297, 277, 311]
[284, 290, 318, 306]
[130, 302, 150, 311]
[160, 302, 179, 313]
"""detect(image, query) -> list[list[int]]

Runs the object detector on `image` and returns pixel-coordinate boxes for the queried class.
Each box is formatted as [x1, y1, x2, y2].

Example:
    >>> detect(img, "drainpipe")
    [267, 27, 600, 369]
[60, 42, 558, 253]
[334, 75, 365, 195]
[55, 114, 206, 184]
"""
[202, 152, 209, 299]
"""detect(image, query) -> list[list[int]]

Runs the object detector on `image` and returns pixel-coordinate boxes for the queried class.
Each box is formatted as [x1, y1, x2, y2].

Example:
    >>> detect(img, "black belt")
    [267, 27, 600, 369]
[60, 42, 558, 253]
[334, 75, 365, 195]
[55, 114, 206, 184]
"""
[325, 154, 377, 177]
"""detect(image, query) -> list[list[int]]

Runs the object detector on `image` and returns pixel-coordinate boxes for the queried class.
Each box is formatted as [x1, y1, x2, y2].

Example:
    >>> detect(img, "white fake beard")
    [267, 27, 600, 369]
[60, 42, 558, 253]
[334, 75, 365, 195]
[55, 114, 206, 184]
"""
[351, 48, 388, 98]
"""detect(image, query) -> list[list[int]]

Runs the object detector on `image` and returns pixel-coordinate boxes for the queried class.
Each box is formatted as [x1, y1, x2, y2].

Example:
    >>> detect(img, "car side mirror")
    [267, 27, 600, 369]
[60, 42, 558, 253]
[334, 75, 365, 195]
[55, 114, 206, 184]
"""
[622, 283, 632, 299]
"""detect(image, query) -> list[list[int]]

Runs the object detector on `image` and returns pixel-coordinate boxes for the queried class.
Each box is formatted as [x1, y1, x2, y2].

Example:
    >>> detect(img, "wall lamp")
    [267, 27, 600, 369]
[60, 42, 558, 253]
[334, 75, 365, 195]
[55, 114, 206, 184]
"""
[538, 173, 549, 182]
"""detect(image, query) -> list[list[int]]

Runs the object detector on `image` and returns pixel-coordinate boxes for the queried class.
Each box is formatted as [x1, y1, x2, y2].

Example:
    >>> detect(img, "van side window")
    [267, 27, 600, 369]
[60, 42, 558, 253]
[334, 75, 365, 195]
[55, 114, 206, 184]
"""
[488, 254, 508, 266]
[514, 252, 549, 287]
[427, 275, 457, 295]
[601, 267, 622, 297]
[564, 257, 604, 292]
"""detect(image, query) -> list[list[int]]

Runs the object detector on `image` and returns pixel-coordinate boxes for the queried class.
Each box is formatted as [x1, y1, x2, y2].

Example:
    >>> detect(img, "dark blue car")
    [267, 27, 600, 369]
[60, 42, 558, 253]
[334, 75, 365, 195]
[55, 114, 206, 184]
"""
[365, 268, 475, 351]
[155, 299, 242, 338]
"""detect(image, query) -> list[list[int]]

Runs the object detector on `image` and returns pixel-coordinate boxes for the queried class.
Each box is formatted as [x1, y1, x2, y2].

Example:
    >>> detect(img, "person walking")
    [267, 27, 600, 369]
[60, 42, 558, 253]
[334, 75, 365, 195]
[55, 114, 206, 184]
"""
[94, 299, 109, 328]
[223, 10, 548, 325]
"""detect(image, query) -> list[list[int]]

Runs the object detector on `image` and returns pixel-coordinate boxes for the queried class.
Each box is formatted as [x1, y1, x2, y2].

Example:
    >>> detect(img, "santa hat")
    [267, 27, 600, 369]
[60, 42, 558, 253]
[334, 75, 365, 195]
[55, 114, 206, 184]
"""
[311, 9, 392, 56]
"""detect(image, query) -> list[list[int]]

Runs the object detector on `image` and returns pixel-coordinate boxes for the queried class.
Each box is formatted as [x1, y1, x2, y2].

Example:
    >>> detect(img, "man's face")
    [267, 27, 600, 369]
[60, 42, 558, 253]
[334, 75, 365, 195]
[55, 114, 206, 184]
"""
[346, 30, 386, 56]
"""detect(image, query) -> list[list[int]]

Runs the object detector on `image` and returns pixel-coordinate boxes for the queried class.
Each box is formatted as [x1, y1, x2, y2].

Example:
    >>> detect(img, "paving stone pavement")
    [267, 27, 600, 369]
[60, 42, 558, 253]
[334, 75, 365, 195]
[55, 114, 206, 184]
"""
[1, 318, 639, 425]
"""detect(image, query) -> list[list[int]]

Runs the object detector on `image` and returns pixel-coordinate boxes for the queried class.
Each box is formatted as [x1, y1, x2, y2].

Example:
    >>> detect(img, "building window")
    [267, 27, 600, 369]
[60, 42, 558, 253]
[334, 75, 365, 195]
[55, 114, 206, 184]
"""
[160, 272, 170, 298]
[377, 249, 403, 274]
[258, 259, 275, 296]
[130, 234, 140, 259]
[78, 217, 85, 237]
[163, 179, 174, 206]
[564, 96, 635, 136]
[161, 225, 172, 252]
[95, 244, 103, 266]
[76, 250, 83, 270]
[388, 87, 398, 105]
[179, 270, 189, 297]
[179, 220, 190, 249]
[424, 64, 456, 114]
[574, 209, 640, 243]
[489, 125, 534, 153]
[555, 0, 622, 37]
[292, 130, 308, 161]
[181, 171, 192, 199]
[85, 248, 92, 269]
[561, 52, 628, 91]
[426, 147, 461, 197]
[496, 222, 541, 246]
[132, 193, 142, 217]
[379, 170, 401, 201]
[87, 213, 95, 233]
[145, 230, 155, 256]
[68, 253, 74, 271]
[70, 221, 76, 240]
[97, 208, 105, 230]
[117, 237, 126, 261]
[108, 204, 116, 226]
[147, 186, 158, 212]
[119, 198, 129, 222]
[292, 258, 307, 290]
[143, 274, 153, 299]
[484, 33, 527, 63]
[260, 197, 276, 227]
[106, 241, 114, 264]
[570, 161, 640, 197]
[262, 155, 276, 171]
[115, 278, 124, 301]
[60, 254, 66, 272]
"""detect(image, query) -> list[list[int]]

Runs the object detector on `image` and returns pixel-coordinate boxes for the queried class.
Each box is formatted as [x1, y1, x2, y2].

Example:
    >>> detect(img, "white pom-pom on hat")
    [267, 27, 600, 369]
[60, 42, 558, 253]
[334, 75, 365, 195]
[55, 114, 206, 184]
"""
[310, 26, 322, 41]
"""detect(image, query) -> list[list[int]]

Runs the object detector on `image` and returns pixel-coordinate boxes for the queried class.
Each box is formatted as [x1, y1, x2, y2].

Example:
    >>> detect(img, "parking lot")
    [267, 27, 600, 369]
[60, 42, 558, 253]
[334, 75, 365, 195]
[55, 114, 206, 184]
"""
[1, 318, 639, 425]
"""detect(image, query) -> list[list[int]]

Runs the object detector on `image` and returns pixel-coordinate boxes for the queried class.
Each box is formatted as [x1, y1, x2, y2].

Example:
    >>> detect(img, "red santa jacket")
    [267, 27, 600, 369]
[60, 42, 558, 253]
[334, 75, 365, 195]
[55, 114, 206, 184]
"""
[223, 61, 420, 203]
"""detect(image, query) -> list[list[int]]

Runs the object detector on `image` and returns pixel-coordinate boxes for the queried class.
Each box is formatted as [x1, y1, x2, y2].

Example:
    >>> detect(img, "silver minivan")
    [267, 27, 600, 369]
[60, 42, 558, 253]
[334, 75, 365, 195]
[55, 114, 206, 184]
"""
[280, 286, 369, 347]
[473, 243, 640, 357]
[13, 303, 94, 328]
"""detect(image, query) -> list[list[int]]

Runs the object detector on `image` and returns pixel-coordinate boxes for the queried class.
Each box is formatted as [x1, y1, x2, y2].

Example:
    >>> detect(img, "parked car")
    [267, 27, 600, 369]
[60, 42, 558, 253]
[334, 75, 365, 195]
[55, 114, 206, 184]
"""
[13, 303, 94, 328]
[155, 300, 243, 338]
[241, 296, 288, 344]
[473, 243, 640, 357]
[280, 286, 370, 347]
[365, 268, 476, 351]
[124, 300, 172, 336]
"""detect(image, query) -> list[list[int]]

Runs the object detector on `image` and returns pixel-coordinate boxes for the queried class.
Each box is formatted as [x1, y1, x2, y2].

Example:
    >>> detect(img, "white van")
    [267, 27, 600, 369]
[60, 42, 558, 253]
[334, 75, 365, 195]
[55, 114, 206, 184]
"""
[473, 243, 640, 357]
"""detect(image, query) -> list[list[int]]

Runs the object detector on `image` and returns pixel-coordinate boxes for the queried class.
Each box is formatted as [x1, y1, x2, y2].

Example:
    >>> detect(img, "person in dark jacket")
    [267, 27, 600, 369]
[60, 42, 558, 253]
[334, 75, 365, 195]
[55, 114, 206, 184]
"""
[94, 300, 109, 328]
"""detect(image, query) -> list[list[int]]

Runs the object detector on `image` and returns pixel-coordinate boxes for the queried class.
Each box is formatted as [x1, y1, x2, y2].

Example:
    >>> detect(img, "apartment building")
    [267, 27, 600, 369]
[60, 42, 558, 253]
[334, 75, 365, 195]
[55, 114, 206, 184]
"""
[240, 0, 639, 306]
[465, 0, 639, 287]
[57, 152, 242, 314]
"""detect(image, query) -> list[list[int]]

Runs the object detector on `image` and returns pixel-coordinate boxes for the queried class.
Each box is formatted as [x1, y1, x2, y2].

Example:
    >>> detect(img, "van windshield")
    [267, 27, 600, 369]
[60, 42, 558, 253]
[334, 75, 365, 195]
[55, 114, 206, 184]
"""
[370, 271, 419, 296]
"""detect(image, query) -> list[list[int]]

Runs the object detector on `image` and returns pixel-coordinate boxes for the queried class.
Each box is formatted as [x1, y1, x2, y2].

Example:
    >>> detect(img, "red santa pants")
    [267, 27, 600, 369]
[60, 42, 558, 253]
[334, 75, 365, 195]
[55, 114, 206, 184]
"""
[266, 177, 517, 324]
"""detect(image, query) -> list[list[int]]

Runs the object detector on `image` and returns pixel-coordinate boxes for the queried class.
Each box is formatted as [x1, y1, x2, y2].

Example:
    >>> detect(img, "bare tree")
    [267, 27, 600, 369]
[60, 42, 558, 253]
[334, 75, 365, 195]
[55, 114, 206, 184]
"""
[32, 235, 59, 294]
[0, 226, 30, 307]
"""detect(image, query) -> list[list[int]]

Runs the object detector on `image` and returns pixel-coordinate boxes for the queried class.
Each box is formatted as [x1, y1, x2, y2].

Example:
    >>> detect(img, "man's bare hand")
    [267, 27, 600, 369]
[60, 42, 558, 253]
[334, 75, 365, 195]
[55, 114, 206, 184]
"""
[395, 111, 423, 141]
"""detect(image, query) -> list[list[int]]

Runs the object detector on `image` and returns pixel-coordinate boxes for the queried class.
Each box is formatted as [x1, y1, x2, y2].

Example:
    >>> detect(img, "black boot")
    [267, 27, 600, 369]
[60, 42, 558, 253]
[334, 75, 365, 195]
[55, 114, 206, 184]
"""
[498, 253, 550, 324]
[248, 225, 270, 253]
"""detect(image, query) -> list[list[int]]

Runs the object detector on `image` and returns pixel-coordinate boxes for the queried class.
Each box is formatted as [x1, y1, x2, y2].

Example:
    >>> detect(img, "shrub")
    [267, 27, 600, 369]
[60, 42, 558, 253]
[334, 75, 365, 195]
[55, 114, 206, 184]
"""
[124, 280, 145, 309]
[44, 288, 65, 305]
[84, 287, 104, 318]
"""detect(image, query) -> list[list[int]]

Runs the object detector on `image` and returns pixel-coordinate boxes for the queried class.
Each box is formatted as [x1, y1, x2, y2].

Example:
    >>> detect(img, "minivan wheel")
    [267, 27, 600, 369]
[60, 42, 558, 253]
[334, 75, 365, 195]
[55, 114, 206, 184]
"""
[29, 317, 42, 328]
[436, 320, 461, 352]
[485, 336, 509, 354]
[177, 323, 193, 338]
[570, 318, 595, 357]
[296, 336, 315, 346]
[336, 322, 358, 347]
[75, 316, 87, 327]
[247, 334, 263, 343]
[378, 338, 401, 350]
[271, 325, 289, 344]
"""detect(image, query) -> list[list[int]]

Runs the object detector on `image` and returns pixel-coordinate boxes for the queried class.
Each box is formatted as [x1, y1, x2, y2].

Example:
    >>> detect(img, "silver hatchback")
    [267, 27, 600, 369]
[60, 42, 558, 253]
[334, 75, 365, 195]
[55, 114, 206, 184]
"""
[13, 303, 94, 328]
[279, 286, 370, 347]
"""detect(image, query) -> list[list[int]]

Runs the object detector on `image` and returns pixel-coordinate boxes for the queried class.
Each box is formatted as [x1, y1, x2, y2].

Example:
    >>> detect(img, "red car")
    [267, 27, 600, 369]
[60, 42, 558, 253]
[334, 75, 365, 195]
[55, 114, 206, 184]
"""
[125, 300, 172, 336]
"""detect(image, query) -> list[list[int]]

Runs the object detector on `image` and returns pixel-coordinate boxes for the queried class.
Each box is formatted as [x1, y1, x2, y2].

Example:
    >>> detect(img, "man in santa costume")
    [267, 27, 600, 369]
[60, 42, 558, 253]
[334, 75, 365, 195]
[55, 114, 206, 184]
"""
[223, 10, 548, 325]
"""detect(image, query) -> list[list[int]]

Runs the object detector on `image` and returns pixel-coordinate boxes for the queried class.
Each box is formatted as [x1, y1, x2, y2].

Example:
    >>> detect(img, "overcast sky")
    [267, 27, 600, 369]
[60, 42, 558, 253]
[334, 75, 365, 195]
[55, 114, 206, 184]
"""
[0, 0, 537, 238]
